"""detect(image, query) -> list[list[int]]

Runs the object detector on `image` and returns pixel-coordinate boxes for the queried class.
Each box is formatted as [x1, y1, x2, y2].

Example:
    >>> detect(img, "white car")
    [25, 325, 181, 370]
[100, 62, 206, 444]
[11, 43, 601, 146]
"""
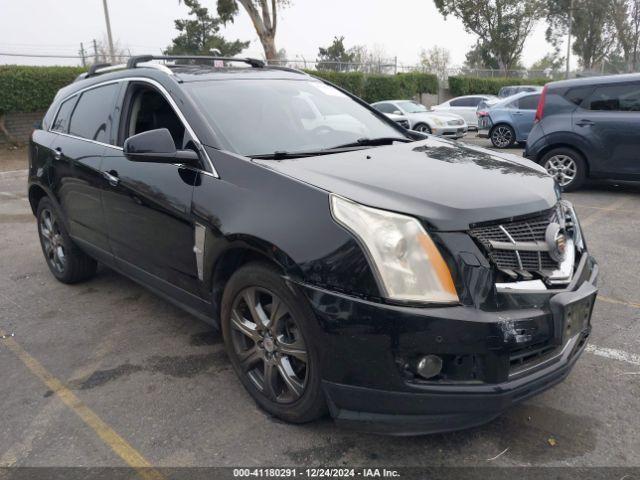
[384, 112, 410, 129]
[372, 100, 468, 138]
[432, 95, 498, 130]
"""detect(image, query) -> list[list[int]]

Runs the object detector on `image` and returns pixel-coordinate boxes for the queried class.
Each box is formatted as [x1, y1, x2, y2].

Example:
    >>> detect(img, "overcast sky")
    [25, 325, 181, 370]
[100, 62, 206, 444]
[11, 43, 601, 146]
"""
[0, 0, 569, 69]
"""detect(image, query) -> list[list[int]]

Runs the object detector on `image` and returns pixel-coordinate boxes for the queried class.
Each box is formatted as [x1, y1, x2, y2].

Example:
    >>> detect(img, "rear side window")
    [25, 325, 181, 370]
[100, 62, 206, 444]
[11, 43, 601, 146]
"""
[68, 83, 120, 143]
[581, 83, 640, 111]
[51, 97, 77, 133]
[518, 94, 541, 110]
[451, 97, 480, 107]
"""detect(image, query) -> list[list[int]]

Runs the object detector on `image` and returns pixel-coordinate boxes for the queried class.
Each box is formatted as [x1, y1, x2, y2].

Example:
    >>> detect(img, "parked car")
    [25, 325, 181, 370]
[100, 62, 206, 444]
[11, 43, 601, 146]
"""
[477, 91, 542, 148]
[371, 100, 468, 138]
[29, 56, 597, 435]
[385, 112, 410, 129]
[498, 85, 542, 98]
[431, 95, 497, 129]
[525, 73, 640, 191]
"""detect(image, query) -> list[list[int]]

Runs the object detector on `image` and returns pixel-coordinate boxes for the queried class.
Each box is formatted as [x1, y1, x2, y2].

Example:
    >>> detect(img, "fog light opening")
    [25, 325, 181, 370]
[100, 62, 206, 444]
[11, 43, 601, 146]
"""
[416, 355, 443, 380]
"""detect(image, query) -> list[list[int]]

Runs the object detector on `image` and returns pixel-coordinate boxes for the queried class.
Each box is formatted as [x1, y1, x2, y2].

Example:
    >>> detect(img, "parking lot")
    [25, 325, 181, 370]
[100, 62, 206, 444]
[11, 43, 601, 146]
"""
[1, 140, 639, 470]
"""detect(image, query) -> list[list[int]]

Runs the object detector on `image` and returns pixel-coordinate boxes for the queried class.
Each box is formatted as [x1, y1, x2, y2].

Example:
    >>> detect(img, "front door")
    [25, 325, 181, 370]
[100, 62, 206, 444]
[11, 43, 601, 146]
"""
[100, 81, 202, 297]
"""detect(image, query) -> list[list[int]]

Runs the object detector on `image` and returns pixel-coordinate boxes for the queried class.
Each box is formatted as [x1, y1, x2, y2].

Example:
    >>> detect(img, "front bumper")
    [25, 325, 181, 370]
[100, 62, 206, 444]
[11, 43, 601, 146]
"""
[299, 253, 598, 435]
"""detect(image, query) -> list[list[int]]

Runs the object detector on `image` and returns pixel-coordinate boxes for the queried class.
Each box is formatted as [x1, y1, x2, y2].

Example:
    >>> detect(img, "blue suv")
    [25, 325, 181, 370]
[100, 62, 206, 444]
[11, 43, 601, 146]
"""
[477, 90, 542, 148]
[525, 74, 640, 191]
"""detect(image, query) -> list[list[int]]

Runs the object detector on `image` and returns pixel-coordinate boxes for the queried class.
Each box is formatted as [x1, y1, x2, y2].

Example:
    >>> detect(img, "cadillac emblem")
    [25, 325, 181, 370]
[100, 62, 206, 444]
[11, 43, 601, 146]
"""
[545, 222, 567, 262]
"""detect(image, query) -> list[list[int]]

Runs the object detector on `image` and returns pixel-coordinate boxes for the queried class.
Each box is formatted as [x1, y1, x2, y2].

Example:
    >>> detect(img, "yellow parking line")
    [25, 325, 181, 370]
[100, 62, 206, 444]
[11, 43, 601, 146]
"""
[0, 329, 165, 480]
[597, 294, 640, 310]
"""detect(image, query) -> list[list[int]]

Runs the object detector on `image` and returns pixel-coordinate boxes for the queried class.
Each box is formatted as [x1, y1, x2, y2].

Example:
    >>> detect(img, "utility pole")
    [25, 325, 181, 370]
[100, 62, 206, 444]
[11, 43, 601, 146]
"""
[79, 42, 86, 67]
[102, 0, 116, 63]
[93, 39, 98, 64]
[565, 0, 574, 79]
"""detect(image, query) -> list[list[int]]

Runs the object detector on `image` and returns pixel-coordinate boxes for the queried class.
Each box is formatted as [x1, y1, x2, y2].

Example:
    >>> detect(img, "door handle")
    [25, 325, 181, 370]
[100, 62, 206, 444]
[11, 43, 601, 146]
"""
[103, 170, 119, 186]
[576, 119, 595, 127]
[513, 111, 523, 116]
[53, 147, 62, 161]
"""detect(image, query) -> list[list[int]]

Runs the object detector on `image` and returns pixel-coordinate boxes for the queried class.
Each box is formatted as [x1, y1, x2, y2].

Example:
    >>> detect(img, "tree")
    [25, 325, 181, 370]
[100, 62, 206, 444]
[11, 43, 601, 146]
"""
[214, 0, 290, 60]
[168, 0, 249, 57]
[545, 0, 619, 71]
[91, 37, 129, 64]
[530, 51, 565, 74]
[317, 36, 355, 71]
[610, 0, 640, 71]
[419, 46, 451, 80]
[433, 0, 545, 74]
[463, 41, 499, 70]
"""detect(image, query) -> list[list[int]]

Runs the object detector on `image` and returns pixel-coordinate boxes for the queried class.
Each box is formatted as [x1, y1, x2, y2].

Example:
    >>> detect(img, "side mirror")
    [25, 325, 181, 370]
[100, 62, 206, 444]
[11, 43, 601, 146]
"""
[393, 110, 403, 116]
[123, 128, 200, 165]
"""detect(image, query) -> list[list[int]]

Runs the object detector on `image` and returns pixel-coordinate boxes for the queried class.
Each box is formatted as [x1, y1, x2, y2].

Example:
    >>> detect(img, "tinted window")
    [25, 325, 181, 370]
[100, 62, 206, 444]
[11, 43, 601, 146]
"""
[68, 83, 120, 143]
[374, 103, 398, 114]
[51, 97, 77, 133]
[582, 83, 640, 111]
[451, 97, 481, 107]
[186, 79, 403, 156]
[518, 94, 541, 110]
[565, 86, 594, 106]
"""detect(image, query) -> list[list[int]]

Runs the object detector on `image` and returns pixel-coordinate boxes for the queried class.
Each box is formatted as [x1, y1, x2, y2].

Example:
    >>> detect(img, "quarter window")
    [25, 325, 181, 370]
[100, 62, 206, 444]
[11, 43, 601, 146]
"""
[51, 97, 77, 133]
[374, 103, 398, 114]
[68, 83, 120, 143]
[582, 83, 640, 111]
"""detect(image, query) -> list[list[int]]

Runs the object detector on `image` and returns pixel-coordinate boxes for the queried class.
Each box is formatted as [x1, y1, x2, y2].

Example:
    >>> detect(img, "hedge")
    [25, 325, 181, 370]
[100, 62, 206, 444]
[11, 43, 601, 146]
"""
[448, 76, 549, 97]
[0, 66, 86, 114]
[304, 69, 438, 103]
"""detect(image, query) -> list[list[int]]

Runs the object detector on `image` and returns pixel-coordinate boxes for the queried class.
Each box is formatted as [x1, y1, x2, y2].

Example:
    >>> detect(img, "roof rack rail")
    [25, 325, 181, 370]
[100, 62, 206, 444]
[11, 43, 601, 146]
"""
[88, 62, 112, 76]
[266, 65, 308, 76]
[126, 55, 265, 69]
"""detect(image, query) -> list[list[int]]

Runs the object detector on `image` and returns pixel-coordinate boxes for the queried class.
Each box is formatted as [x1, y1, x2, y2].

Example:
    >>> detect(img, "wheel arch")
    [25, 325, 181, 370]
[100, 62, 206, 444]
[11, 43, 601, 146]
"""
[208, 237, 304, 323]
[28, 184, 48, 216]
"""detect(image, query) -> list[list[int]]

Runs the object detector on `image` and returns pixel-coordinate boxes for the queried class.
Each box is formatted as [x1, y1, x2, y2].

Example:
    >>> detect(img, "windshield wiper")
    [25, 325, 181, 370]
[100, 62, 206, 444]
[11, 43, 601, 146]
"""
[248, 137, 412, 160]
[325, 136, 412, 150]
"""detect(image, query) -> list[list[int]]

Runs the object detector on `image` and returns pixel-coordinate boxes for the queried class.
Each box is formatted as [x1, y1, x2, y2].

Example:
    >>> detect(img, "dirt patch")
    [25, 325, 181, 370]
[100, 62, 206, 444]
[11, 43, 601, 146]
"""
[0, 146, 28, 172]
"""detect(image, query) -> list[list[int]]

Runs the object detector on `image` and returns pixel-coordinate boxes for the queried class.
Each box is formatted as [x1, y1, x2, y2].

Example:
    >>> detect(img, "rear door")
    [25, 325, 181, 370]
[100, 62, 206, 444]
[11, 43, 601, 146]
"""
[574, 81, 640, 177]
[48, 82, 121, 256]
[100, 80, 202, 298]
[511, 94, 540, 140]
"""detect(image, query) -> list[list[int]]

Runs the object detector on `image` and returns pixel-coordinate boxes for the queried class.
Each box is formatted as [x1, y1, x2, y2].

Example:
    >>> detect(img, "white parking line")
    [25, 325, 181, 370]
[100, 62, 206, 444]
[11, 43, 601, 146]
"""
[586, 344, 640, 367]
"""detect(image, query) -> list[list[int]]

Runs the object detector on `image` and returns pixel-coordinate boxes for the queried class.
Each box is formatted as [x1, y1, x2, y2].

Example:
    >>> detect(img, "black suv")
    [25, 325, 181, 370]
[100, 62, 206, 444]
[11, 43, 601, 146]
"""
[29, 56, 598, 435]
[525, 74, 640, 191]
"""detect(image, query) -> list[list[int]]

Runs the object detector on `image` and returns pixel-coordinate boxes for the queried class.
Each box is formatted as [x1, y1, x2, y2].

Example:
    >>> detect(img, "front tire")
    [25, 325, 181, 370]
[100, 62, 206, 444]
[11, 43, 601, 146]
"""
[490, 124, 515, 148]
[413, 123, 432, 134]
[541, 147, 587, 191]
[221, 262, 326, 423]
[36, 197, 97, 284]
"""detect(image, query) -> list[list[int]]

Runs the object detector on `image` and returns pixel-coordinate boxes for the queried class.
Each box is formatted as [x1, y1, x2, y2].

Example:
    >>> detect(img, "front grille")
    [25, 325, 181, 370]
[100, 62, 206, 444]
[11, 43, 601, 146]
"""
[509, 341, 557, 373]
[470, 208, 561, 273]
[447, 119, 464, 126]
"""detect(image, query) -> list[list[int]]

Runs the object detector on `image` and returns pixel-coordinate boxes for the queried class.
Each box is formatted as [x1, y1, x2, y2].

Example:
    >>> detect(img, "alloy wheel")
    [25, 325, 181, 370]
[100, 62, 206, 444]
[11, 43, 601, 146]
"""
[414, 124, 431, 133]
[229, 287, 308, 404]
[39, 208, 66, 274]
[544, 155, 577, 187]
[491, 126, 513, 148]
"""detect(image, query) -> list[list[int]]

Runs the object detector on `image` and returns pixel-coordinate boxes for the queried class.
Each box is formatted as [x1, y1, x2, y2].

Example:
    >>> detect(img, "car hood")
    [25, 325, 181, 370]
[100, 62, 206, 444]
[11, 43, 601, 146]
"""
[254, 138, 557, 231]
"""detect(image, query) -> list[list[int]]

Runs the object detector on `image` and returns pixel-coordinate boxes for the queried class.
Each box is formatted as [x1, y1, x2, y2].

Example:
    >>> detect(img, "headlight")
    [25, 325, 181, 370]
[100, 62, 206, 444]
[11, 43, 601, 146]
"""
[432, 118, 445, 126]
[330, 195, 459, 303]
[561, 200, 585, 251]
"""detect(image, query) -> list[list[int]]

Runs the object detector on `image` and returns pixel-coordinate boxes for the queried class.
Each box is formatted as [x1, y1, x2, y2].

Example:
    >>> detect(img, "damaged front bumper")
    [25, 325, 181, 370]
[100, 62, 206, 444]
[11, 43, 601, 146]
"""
[298, 253, 598, 435]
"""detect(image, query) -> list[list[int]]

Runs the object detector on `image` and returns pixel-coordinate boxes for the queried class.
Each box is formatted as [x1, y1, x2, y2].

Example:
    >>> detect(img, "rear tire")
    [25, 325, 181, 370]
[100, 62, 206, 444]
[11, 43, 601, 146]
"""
[221, 262, 327, 424]
[36, 197, 97, 284]
[541, 147, 587, 191]
[490, 124, 515, 148]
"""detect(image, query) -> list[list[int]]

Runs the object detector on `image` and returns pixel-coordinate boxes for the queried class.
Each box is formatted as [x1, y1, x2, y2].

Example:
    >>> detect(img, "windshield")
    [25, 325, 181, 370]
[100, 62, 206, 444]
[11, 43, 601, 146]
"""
[185, 79, 405, 156]
[397, 101, 428, 113]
